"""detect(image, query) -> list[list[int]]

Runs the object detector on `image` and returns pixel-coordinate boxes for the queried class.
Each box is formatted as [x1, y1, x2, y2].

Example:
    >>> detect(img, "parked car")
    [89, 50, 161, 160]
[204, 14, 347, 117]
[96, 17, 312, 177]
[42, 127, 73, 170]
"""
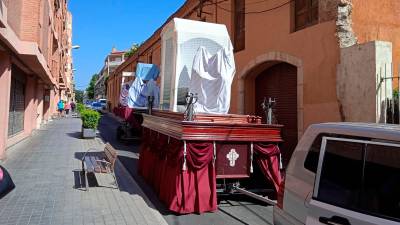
[98, 99, 108, 111]
[91, 102, 103, 112]
[274, 123, 400, 225]
[84, 100, 94, 109]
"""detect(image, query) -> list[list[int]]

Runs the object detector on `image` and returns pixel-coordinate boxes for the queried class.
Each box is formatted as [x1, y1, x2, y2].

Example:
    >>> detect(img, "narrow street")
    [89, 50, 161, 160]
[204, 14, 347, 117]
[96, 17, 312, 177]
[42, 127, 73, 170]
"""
[97, 113, 274, 225]
[1, 1, 400, 225]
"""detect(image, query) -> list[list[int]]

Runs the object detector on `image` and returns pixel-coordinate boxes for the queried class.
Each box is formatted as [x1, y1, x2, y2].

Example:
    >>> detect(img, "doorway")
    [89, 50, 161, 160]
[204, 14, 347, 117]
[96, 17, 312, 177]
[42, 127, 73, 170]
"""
[255, 62, 298, 167]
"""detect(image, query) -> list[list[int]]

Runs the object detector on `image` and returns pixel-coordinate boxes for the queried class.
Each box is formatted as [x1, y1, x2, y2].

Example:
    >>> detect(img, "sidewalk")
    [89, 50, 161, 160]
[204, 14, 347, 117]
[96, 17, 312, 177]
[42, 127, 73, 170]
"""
[0, 117, 167, 225]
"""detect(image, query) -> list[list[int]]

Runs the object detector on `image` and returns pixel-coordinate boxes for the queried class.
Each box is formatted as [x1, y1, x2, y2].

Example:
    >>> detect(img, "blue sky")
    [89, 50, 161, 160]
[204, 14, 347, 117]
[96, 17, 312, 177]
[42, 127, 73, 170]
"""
[69, 0, 185, 90]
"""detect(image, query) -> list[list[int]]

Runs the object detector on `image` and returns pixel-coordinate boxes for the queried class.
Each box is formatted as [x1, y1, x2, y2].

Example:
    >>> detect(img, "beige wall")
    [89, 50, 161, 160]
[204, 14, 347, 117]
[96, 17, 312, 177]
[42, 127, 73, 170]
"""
[337, 41, 393, 123]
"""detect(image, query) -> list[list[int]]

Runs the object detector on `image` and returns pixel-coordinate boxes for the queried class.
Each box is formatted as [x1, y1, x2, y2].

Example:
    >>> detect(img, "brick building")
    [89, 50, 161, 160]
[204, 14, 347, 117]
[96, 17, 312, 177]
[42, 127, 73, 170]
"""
[0, 0, 74, 159]
[107, 0, 400, 162]
[94, 47, 126, 100]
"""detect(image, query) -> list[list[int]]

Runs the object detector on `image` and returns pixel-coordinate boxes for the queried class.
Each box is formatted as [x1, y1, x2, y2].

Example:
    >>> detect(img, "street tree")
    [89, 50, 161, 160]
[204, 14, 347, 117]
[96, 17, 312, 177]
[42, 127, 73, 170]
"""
[86, 73, 98, 99]
[74, 89, 84, 103]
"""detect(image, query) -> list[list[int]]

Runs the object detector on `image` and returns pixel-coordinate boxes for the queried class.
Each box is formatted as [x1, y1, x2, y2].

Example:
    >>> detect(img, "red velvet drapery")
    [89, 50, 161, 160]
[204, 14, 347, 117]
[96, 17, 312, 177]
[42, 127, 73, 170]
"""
[138, 129, 217, 214]
[253, 143, 282, 192]
[138, 128, 282, 214]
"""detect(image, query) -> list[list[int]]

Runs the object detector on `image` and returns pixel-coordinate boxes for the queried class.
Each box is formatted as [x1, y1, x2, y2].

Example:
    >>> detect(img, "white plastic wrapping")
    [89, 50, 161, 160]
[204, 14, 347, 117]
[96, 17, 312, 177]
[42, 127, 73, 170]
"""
[189, 46, 235, 114]
[160, 18, 235, 113]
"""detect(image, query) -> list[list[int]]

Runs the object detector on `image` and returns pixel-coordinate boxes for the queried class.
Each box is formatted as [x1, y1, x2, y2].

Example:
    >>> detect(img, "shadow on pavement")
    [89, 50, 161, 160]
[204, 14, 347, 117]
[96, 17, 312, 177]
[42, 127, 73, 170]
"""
[72, 169, 98, 190]
[66, 131, 82, 139]
[96, 114, 172, 214]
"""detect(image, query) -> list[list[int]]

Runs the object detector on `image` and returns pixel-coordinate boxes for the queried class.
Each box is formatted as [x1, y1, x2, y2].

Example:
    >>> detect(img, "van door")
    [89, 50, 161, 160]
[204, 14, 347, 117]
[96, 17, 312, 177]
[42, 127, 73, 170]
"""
[306, 137, 400, 225]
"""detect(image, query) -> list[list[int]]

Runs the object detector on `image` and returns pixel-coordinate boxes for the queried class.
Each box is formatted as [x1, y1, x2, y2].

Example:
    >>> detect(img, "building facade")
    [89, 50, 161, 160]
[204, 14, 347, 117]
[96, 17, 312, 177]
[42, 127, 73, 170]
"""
[94, 48, 126, 100]
[0, 0, 74, 159]
[107, 0, 400, 163]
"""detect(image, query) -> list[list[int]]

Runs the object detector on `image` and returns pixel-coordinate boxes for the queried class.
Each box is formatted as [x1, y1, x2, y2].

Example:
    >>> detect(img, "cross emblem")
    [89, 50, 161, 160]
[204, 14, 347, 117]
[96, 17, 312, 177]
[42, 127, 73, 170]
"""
[226, 149, 239, 167]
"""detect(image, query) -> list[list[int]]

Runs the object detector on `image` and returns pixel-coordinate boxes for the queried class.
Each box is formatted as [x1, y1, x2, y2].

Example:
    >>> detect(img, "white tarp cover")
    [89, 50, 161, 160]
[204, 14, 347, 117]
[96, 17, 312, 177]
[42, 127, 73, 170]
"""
[189, 46, 235, 114]
[127, 79, 160, 108]
[160, 18, 236, 113]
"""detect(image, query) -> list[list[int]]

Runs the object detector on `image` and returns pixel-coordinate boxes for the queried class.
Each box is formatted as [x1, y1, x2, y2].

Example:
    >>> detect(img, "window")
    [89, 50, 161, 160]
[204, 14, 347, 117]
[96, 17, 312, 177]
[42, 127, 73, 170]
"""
[314, 137, 400, 222]
[233, 0, 245, 51]
[295, 0, 318, 31]
[316, 139, 364, 209]
[304, 133, 370, 173]
[304, 134, 324, 173]
[362, 144, 400, 221]
[8, 65, 26, 137]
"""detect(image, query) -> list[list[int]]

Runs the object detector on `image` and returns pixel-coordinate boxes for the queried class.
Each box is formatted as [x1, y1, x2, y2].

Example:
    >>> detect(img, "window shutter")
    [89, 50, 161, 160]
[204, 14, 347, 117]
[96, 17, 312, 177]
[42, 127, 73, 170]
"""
[233, 0, 245, 52]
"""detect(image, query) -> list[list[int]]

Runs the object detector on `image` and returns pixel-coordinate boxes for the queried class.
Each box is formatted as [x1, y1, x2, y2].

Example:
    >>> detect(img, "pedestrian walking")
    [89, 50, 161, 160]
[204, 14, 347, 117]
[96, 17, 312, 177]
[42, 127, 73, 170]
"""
[57, 100, 64, 117]
[64, 101, 71, 117]
[70, 101, 76, 113]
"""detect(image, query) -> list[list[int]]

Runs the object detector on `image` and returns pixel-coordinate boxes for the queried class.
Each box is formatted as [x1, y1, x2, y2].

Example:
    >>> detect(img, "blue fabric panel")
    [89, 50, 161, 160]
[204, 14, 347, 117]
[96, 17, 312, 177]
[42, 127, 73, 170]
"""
[136, 63, 160, 81]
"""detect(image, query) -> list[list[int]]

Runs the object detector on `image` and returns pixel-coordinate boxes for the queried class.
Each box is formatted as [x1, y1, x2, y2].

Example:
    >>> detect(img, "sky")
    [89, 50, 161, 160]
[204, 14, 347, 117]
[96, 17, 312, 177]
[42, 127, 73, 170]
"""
[69, 0, 185, 90]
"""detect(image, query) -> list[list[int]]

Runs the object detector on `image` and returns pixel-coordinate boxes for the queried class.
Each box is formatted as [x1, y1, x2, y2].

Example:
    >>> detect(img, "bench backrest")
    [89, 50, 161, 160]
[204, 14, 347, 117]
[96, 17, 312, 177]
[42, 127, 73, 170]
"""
[104, 143, 118, 172]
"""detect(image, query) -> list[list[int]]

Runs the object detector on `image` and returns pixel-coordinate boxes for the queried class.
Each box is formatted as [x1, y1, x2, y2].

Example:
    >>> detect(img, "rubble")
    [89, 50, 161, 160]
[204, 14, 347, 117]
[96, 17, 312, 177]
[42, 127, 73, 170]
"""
[336, 0, 357, 48]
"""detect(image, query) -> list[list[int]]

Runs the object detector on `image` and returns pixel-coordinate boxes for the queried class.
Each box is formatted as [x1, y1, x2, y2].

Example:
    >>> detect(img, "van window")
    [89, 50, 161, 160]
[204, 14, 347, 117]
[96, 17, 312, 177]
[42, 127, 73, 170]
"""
[304, 134, 323, 173]
[362, 144, 400, 220]
[315, 138, 400, 221]
[304, 133, 370, 173]
[316, 140, 364, 209]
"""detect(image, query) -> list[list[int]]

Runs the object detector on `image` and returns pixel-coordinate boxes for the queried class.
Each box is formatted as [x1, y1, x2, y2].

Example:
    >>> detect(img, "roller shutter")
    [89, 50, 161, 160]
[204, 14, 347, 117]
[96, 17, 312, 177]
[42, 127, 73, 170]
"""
[8, 65, 26, 137]
[255, 62, 298, 167]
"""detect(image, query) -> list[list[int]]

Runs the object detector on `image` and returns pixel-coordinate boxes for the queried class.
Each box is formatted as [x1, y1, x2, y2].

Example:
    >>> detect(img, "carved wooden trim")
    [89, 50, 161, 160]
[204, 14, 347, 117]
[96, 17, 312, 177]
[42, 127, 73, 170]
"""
[142, 112, 283, 142]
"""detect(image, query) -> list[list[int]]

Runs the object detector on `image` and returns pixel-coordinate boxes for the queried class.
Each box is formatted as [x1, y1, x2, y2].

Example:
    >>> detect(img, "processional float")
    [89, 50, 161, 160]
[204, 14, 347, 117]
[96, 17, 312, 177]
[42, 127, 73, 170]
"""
[122, 18, 284, 214]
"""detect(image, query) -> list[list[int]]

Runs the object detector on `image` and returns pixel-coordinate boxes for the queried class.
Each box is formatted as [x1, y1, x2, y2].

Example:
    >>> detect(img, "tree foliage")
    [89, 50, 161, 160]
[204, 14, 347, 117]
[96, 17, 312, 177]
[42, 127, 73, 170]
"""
[74, 89, 84, 103]
[394, 88, 399, 99]
[124, 43, 141, 58]
[86, 73, 99, 99]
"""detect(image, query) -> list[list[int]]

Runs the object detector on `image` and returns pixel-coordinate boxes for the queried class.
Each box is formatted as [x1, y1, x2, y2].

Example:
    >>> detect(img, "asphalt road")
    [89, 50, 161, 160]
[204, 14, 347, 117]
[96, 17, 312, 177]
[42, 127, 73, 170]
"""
[97, 113, 274, 225]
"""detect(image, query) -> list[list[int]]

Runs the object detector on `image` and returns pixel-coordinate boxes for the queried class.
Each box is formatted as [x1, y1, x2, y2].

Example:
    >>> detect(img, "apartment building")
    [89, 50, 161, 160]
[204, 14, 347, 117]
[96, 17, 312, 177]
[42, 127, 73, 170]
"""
[107, 0, 400, 163]
[0, 0, 74, 159]
[94, 47, 126, 100]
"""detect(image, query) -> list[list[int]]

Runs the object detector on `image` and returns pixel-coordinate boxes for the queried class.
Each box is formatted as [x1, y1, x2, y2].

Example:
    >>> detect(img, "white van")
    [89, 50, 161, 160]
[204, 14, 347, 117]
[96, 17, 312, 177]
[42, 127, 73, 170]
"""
[274, 123, 400, 225]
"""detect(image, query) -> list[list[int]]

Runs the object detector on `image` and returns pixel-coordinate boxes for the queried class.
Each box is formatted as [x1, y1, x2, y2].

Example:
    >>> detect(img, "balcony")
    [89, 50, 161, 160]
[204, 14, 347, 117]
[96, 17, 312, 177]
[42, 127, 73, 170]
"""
[107, 60, 124, 68]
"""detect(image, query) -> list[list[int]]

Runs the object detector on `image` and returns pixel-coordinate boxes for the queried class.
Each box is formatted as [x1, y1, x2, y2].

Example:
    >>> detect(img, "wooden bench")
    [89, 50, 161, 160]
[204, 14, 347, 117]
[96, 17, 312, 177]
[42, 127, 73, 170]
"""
[81, 143, 118, 190]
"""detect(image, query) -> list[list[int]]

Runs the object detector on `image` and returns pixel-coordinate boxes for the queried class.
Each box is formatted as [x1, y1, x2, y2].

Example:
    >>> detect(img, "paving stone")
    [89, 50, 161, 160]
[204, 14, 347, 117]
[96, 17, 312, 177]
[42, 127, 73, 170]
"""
[0, 118, 167, 225]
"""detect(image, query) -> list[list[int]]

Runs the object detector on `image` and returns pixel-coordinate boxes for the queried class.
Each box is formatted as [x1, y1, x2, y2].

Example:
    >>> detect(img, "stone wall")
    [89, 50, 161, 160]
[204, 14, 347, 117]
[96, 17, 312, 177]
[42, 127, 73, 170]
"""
[337, 41, 392, 123]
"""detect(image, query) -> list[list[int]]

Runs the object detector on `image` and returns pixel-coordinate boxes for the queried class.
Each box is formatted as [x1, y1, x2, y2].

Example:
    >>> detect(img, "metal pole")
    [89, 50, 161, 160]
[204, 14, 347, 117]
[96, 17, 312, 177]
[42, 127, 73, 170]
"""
[379, 67, 382, 123]
[384, 64, 387, 124]
[376, 71, 379, 123]
[234, 187, 277, 205]
[398, 64, 400, 124]
[392, 63, 395, 123]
